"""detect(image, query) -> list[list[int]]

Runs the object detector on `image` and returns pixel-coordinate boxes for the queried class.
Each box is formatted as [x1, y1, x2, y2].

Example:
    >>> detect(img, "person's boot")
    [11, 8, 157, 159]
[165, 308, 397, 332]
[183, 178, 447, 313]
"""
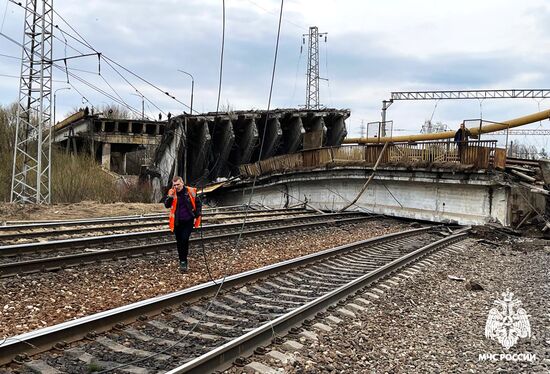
[179, 260, 188, 274]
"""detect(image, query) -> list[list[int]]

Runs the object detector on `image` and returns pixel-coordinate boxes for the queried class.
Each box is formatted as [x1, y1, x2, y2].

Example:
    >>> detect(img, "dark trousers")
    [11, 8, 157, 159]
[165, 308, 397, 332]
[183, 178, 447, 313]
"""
[458, 143, 467, 163]
[174, 219, 194, 262]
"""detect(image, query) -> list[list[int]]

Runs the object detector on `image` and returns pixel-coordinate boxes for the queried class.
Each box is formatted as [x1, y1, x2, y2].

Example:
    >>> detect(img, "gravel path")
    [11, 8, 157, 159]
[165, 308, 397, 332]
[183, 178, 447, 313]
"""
[0, 202, 166, 221]
[261, 236, 550, 373]
[0, 218, 409, 339]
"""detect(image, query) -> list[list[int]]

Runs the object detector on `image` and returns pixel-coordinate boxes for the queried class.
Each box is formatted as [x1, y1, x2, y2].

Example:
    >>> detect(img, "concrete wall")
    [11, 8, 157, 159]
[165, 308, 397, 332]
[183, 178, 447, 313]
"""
[211, 168, 544, 226]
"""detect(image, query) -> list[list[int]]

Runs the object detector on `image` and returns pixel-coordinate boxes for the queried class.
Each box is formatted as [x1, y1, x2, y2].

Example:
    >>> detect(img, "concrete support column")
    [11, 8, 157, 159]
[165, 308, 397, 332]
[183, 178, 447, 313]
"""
[100, 121, 106, 132]
[102, 143, 111, 170]
[121, 152, 127, 174]
[114, 122, 119, 132]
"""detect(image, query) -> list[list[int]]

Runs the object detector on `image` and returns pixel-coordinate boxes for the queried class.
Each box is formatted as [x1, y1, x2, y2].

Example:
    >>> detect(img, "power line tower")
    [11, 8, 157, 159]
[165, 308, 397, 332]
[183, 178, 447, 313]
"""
[11, 0, 54, 204]
[303, 26, 327, 109]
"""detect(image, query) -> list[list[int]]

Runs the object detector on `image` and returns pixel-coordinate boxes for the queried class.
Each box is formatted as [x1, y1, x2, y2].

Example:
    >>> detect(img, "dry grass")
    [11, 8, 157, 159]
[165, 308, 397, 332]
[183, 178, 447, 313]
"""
[50, 149, 120, 203]
[0, 104, 152, 203]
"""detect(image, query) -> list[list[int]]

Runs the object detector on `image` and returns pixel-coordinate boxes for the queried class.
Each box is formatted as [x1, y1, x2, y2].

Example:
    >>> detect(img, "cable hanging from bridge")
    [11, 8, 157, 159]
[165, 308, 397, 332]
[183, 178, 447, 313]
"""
[97, 1, 287, 372]
[216, 0, 226, 113]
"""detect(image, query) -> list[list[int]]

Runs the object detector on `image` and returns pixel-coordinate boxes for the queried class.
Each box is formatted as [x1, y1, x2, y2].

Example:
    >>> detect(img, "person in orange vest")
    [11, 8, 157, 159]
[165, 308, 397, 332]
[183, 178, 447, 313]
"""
[164, 176, 202, 273]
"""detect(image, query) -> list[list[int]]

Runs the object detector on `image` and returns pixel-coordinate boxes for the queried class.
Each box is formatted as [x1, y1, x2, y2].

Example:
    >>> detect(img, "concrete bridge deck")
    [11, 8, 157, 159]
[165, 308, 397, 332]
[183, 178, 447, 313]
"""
[209, 142, 544, 227]
[210, 165, 542, 227]
[52, 110, 165, 174]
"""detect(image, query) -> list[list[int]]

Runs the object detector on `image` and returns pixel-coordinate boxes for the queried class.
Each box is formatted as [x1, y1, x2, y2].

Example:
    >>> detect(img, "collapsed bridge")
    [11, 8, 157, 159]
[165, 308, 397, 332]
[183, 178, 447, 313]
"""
[148, 108, 350, 198]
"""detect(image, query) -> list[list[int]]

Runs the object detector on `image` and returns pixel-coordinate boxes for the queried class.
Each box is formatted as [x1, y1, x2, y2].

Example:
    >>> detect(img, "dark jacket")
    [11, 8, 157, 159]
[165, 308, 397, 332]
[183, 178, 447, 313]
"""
[164, 188, 202, 224]
[454, 127, 471, 143]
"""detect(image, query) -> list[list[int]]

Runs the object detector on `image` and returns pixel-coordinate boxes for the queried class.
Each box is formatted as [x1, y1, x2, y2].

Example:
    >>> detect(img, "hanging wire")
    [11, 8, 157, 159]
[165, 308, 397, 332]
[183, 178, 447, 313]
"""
[0, 0, 8, 33]
[429, 99, 440, 122]
[96, 1, 286, 372]
[290, 38, 303, 105]
[323, 36, 333, 107]
[216, 0, 225, 113]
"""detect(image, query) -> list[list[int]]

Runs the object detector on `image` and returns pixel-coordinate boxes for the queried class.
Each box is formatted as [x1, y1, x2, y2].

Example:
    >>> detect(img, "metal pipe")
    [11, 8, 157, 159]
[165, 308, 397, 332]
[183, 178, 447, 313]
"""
[345, 108, 550, 144]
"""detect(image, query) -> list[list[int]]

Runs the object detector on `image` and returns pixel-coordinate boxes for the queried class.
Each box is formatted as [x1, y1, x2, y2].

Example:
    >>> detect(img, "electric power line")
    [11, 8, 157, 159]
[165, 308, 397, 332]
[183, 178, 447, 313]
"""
[216, 0, 225, 113]
[97, 1, 286, 372]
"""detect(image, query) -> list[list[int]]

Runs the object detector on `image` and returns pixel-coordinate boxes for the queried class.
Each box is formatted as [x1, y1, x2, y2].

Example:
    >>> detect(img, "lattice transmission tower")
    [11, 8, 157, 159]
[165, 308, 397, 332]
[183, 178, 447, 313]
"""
[303, 26, 327, 109]
[11, 0, 54, 203]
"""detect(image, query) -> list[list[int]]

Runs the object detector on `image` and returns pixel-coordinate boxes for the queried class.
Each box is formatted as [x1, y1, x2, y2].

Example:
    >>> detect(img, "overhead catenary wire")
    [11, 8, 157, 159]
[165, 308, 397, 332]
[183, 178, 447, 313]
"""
[0, 52, 20, 59]
[0, 30, 149, 119]
[9, 0, 191, 113]
[245, 0, 305, 31]
[0, 0, 8, 33]
[4, 0, 229, 183]
[48, 31, 169, 116]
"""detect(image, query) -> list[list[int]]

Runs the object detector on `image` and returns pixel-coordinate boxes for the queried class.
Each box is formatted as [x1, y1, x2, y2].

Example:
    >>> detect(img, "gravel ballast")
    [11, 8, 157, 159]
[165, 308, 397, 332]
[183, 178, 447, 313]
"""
[257, 238, 550, 373]
[0, 218, 409, 338]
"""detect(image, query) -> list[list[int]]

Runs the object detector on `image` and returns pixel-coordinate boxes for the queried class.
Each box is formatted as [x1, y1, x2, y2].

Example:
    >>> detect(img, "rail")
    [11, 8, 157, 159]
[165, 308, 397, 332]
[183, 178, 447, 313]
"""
[239, 140, 502, 178]
[0, 226, 437, 366]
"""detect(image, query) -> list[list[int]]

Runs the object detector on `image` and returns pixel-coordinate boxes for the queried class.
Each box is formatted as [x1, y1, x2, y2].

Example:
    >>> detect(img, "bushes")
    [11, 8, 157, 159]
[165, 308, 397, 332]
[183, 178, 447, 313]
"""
[50, 148, 153, 203]
[50, 149, 120, 203]
[0, 103, 152, 203]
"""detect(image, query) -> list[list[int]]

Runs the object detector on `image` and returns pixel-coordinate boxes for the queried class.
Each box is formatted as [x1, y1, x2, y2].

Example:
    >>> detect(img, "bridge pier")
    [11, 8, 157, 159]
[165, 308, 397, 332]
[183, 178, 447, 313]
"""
[101, 143, 111, 170]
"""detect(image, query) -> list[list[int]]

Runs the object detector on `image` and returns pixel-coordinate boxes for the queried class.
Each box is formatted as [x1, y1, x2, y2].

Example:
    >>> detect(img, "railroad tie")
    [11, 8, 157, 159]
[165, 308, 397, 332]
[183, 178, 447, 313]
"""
[96, 336, 171, 361]
[172, 312, 235, 330]
[64, 348, 149, 374]
[266, 350, 294, 365]
[147, 320, 228, 341]
[244, 361, 280, 374]
[23, 360, 61, 374]
[281, 340, 304, 352]
[312, 322, 332, 332]
[124, 327, 187, 347]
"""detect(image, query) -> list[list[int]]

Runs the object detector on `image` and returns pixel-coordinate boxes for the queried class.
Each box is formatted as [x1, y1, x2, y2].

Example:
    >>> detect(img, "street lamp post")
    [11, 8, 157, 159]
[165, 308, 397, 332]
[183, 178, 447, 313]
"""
[177, 69, 195, 184]
[53, 87, 71, 126]
[177, 69, 194, 115]
[131, 92, 145, 119]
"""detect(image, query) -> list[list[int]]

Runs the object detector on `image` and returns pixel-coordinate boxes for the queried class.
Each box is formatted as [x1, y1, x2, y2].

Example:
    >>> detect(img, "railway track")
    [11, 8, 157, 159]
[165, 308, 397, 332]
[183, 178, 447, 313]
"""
[0, 208, 311, 245]
[0, 212, 370, 277]
[0, 225, 468, 372]
[0, 204, 271, 226]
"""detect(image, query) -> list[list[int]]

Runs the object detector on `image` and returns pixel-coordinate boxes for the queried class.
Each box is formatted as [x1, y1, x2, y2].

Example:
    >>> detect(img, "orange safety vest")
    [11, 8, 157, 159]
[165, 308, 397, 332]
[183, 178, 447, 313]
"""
[169, 186, 201, 232]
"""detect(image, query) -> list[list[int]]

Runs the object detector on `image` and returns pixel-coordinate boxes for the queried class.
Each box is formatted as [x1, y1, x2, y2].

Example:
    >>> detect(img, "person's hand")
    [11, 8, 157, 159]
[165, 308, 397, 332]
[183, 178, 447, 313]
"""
[168, 188, 175, 197]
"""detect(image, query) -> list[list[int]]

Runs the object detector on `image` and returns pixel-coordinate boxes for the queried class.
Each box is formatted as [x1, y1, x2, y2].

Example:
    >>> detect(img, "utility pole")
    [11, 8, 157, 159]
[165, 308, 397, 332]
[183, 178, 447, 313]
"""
[11, 0, 54, 204]
[303, 26, 327, 109]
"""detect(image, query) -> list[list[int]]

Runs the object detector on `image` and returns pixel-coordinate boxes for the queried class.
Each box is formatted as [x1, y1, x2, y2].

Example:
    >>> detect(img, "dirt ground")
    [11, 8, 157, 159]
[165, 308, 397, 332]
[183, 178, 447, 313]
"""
[0, 201, 166, 222]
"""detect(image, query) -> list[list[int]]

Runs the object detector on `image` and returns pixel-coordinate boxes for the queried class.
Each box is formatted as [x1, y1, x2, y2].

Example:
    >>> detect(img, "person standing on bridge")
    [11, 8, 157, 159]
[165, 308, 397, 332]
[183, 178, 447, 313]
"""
[164, 176, 202, 273]
[454, 122, 473, 162]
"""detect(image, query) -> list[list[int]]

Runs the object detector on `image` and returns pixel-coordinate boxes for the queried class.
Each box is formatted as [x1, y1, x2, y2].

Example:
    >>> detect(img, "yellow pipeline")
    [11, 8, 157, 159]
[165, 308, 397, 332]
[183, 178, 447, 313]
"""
[344, 108, 550, 143]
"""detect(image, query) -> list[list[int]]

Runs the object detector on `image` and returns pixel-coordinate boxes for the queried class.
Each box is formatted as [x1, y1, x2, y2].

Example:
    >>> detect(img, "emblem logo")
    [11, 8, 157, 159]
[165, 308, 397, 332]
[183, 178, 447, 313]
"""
[485, 290, 531, 350]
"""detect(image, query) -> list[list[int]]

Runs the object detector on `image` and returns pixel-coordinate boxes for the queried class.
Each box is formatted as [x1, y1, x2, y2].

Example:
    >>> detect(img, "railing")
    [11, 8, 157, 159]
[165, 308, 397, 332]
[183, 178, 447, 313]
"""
[239, 140, 502, 178]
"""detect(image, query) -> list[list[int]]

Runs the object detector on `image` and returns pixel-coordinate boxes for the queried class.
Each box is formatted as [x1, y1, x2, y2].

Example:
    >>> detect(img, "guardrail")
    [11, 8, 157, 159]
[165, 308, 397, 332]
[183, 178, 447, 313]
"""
[239, 140, 503, 178]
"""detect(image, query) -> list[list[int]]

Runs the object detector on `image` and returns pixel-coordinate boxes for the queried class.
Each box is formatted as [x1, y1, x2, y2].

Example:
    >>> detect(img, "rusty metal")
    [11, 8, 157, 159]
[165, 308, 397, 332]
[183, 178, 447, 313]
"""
[344, 108, 550, 143]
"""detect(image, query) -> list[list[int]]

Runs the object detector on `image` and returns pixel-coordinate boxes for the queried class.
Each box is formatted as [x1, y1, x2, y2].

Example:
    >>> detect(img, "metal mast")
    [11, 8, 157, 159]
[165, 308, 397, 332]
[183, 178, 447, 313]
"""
[11, 0, 54, 204]
[303, 26, 327, 109]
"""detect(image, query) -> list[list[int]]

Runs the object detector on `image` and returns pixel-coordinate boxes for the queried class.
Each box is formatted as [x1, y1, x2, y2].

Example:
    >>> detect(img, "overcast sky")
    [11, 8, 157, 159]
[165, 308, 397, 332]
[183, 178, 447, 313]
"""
[2, 0, 550, 149]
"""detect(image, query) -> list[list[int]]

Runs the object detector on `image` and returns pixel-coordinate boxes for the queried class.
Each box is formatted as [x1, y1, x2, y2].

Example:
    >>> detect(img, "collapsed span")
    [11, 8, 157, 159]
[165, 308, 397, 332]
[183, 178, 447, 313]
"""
[147, 108, 350, 198]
